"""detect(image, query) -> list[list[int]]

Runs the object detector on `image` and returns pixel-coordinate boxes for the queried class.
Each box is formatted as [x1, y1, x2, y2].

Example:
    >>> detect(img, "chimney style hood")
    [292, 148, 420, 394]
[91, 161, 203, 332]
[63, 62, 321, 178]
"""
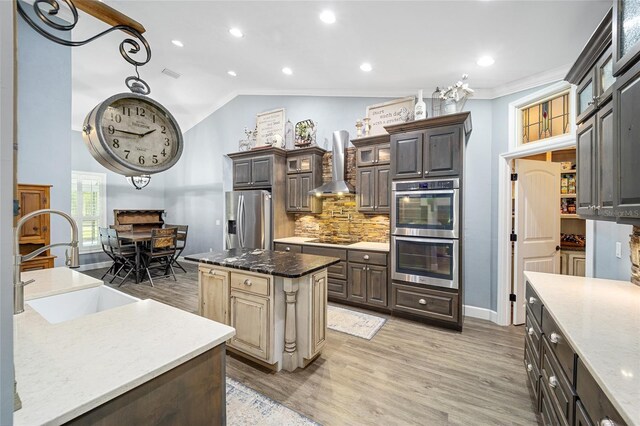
[309, 130, 355, 197]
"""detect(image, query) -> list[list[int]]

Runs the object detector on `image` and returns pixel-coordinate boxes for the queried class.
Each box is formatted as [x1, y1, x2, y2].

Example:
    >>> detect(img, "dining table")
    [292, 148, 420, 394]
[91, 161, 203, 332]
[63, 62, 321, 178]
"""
[117, 231, 153, 283]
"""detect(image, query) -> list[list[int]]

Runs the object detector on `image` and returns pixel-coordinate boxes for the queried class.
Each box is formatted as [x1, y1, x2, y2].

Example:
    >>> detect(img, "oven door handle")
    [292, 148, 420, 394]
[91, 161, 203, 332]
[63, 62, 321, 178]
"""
[393, 189, 457, 196]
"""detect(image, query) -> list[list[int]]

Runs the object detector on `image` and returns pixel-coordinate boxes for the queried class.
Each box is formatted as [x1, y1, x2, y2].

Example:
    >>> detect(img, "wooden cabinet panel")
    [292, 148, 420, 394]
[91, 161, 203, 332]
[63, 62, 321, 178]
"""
[540, 338, 575, 425]
[597, 101, 614, 215]
[375, 144, 391, 165]
[524, 336, 540, 406]
[390, 131, 423, 180]
[525, 282, 543, 327]
[576, 115, 597, 216]
[251, 156, 272, 187]
[273, 243, 302, 253]
[286, 175, 299, 212]
[541, 310, 576, 384]
[356, 168, 375, 212]
[328, 260, 347, 280]
[613, 59, 640, 218]
[229, 291, 270, 361]
[525, 307, 542, 365]
[17, 184, 54, 268]
[356, 146, 376, 167]
[375, 166, 391, 213]
[539, 380, 562, 426]
[327, 278, 347, 299]
[347, 263, 367, 303]
[423, 125, 461, 177]
[20, 256, 54, 272]
[366, 265, 387, 306]
[299, 173, 314, 211]
[302, 245, 347, 260]
[19, 190, 46, 241]
[575, 400, 595, 426]
[233, 159, 252, 188]
[576, 358, 626, 426]
[199, 267, 229, 324]
[230, 271, 270, 297]
[577, 69, 598, 123]
[311, 271, 327, 355]
[347, 250, 387, 266]
[391, 283, 458, 323]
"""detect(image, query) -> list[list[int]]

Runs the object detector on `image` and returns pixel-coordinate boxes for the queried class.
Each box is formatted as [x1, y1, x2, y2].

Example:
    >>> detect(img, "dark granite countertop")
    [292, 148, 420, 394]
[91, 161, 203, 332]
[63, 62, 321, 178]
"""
[185, 248, 340, 278]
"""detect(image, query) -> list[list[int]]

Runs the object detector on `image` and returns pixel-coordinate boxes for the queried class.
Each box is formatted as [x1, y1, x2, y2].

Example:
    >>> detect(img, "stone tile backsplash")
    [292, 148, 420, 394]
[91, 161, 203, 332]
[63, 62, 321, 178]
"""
[294, 148, 390, 244]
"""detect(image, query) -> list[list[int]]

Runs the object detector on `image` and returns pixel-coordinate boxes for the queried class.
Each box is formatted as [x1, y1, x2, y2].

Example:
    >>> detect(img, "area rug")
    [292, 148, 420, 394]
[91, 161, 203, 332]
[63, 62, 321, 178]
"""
[226, 378, 319, 426]
[326, 305, 386, 340]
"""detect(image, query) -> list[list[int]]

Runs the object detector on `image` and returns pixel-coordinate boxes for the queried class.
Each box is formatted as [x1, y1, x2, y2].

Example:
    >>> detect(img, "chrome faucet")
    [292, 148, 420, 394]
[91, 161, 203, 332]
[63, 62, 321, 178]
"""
[14, 209, 80, 314]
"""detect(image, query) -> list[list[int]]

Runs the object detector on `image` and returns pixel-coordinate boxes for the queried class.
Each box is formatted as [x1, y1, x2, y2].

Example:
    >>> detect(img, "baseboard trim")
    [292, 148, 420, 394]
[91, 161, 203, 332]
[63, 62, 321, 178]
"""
[463, 305, 499, 323]
[77, 261, 112, 272]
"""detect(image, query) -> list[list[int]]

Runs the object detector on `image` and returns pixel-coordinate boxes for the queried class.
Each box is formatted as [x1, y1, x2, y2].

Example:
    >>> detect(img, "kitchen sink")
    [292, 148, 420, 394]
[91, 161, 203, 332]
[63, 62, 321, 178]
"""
[27, 285, 140, 324]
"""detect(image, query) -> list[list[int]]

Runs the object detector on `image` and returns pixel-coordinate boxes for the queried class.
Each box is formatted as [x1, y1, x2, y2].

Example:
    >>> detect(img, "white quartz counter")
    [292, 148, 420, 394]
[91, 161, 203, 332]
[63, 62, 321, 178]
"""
[274, 236, 390, 252]
[525, 271, 640, 425]
[23, 267, 103, 300]
[14, 268, 235, 425]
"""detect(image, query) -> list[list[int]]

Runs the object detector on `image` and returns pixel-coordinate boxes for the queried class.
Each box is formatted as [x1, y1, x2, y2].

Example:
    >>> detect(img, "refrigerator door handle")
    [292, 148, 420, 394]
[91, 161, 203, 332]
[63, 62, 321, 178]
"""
[238, 194, 245, 248]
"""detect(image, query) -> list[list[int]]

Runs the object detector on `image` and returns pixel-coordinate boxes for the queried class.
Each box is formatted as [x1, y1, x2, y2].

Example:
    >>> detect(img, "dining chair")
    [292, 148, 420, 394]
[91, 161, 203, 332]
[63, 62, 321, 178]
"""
[141, 227, 178, 287]
[107, 228, 138, 286]
[99, 227, 118, 281]
[164, 224, 188, 273]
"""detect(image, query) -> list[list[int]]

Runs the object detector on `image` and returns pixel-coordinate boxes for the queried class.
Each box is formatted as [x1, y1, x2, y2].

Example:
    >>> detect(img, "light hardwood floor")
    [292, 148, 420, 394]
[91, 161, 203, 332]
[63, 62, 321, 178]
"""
[84, 264, 539, 426]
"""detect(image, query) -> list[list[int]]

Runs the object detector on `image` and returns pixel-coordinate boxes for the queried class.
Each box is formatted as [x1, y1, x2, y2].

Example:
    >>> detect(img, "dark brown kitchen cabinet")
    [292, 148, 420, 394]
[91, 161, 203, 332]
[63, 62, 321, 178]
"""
[613, 0, 640, 76]
[356, 143, 390, 166]
[232, 156, 272, 189]
[286, 147, 324, 214]
[347, 263, 367, 303]
[390, 131, 423, 180]
[347, 262, 388, 306]
[353, 135, 391, 214]
[613, 58, 640, 220]
[423, 125, 461, 177]
[576, 115, 597, 217]
[375, 166, 391, 212]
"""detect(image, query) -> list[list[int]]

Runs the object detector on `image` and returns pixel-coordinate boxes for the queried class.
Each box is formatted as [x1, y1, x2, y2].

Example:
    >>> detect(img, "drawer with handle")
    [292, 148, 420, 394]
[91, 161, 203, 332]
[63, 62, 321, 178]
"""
[302, 245, 347, 260]
[525, 281, 543, 328]
[391, 283, 458, 323]
[328, 260, 347, 280]
[524, 336, 541, 404]
[347, 250, 387, 266]
[273, 243, 302, 253]
[327, 278, 347, 299]
[541, 338, 575, 426]
[525, 306, 543, 365]
[230, 272, 270, 297]
[576, 358, 627, 426]
[541, 309, 576, 384]
[540, 377, 564, 426]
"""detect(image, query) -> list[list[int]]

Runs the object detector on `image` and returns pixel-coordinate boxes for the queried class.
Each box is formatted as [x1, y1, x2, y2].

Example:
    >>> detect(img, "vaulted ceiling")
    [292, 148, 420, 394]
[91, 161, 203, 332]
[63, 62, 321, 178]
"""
[69, 0, 611, 132]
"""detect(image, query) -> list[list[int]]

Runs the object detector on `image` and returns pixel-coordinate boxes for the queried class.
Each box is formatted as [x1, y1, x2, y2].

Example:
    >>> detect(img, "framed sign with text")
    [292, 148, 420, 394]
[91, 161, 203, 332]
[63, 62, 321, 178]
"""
[366, 97, 415, 136]
[255, 108, 286, 148]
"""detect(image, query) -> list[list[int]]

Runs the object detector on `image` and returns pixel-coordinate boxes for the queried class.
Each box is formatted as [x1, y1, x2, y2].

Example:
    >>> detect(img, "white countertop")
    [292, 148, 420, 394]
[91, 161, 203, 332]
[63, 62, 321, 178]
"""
[23, 267, 103, 300]
[525, 271, 640, 425]
[274, 236, 390, 252]
[14, 268, 235, 425]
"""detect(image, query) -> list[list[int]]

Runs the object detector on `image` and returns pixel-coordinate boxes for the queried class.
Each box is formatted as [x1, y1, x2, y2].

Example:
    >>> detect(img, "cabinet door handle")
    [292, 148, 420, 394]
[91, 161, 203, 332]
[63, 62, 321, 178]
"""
[548, 376, 558, 389]
[209, 269, 217, 276]
[549, 332, 560, 344]
[363, 255, 370, 260]
[33, 226, 39, 231]
[424, 171, 429, 175]
[285, 247, 291, 252]
[362, 266, 366, 270]
[599, 418, 617, 426]
[528, 296, 537, 304]
[526, 363, 533, 372]
[527, 327, 534, 336]
[418, 298, 427, 305]
[243, 279, 252, 286]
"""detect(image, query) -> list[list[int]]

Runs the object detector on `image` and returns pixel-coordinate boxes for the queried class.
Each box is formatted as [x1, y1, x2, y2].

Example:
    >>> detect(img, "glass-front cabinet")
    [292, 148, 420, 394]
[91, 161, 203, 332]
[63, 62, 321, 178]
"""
[356, 143, 390, 166]
[577, 46, 616, 123]
[613, 0, 640, 76]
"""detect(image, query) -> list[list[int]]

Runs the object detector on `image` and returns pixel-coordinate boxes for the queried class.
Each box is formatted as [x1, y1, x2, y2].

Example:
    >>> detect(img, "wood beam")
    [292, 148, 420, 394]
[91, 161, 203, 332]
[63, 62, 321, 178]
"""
[74, 0, 145, 34]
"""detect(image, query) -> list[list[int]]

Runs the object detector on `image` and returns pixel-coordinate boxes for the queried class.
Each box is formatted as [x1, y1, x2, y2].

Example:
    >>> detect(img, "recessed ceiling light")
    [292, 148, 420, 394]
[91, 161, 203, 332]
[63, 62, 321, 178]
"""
[319, 10, 336, 24]
[477, 55, 495, 67]
[360, 62, 373, 72]
[227, 70, 237, 77]
[282, 67, 293, 75]
[229, 28, 244, 38]
[171, 40, 184, 48]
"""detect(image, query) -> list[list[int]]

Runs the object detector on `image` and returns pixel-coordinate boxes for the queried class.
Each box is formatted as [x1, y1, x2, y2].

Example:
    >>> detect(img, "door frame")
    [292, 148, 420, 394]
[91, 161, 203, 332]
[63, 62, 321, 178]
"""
[495, 82, 577, 326]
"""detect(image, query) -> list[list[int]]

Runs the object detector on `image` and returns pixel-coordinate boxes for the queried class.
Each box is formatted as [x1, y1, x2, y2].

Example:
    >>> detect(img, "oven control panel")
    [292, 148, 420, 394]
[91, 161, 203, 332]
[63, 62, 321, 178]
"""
[393, 179, 459, 191]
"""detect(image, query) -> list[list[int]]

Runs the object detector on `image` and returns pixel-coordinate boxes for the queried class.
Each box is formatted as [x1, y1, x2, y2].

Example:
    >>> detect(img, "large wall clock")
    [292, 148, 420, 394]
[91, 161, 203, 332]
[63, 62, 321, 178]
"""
[82, 93, 183, 175]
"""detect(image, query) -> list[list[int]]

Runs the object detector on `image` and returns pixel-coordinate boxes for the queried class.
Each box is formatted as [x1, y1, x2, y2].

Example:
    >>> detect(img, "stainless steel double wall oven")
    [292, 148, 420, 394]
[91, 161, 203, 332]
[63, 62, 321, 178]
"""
[391, 179, 460, 289]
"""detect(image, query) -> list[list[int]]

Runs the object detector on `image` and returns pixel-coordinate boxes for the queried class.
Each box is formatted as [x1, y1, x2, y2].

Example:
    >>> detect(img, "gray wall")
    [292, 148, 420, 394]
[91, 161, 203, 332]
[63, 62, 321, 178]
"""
[17, 17, 71, 266]
[0, 2, 15, 422]
[70, 131, 166, 265]
[592, 221, 633, 280]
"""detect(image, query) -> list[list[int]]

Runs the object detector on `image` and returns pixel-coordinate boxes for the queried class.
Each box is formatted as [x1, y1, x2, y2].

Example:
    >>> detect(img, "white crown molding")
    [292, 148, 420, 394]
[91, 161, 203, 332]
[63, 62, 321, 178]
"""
[485, 64, 572, 99]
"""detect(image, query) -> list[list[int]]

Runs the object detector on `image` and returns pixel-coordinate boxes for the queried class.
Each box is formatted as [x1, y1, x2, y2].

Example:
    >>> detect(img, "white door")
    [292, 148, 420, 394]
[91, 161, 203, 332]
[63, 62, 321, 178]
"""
[513, 159, 561, 325]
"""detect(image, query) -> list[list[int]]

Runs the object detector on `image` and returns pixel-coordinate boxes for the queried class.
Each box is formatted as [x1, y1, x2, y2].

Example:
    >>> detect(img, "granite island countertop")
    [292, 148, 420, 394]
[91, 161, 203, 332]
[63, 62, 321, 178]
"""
[525, 271, 640, 425]
[185, 248, 341, 278]
[14, 268, 235, 425]
[273, 236, 390, 252]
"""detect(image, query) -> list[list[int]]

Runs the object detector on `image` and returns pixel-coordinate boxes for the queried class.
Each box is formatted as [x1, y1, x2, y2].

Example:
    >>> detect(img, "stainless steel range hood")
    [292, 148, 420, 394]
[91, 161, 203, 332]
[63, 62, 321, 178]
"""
[309, 130, 355, 197]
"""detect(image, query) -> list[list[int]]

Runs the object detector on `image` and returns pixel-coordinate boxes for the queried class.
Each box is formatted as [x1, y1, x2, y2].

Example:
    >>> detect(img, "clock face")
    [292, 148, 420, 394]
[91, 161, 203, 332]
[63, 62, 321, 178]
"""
[98, 97, 179, 171]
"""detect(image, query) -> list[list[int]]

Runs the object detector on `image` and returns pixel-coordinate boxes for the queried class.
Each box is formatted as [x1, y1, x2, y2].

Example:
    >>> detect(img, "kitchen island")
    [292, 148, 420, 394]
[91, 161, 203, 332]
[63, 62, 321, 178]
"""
[15, 268, 235, 425]
[186, 248, 340, 372]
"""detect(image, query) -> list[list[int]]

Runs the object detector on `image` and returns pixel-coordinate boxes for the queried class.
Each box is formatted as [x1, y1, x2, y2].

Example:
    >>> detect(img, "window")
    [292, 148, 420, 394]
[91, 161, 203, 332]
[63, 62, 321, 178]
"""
[71, 171, 107, 253]
[521, 91, 570, 144]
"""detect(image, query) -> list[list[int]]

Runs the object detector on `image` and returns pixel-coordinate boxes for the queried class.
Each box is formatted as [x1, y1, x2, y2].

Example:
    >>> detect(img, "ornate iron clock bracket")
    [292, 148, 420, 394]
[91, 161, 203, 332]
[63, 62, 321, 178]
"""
[16, 0, 152, 93]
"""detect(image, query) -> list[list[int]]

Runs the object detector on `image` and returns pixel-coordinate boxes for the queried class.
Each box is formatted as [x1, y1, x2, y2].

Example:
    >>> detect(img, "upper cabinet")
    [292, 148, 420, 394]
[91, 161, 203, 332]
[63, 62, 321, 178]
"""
[285, 147, 325, 214]
[352, 135, 391, 214]
[386, 112, 472, 181]
[228, 147, 288, 190]
[613, 0, 640, 76]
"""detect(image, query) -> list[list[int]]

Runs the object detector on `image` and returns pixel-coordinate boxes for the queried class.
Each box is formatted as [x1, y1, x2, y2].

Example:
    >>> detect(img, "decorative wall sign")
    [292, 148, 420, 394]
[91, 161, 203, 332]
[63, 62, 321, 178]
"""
[366, 96, 415, 136]
[256, 108, 285, 148]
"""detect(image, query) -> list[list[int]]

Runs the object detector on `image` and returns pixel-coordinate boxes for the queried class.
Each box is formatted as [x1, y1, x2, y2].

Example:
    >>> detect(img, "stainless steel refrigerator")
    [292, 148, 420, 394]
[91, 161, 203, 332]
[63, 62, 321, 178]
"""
[225, 190, 272, 249]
